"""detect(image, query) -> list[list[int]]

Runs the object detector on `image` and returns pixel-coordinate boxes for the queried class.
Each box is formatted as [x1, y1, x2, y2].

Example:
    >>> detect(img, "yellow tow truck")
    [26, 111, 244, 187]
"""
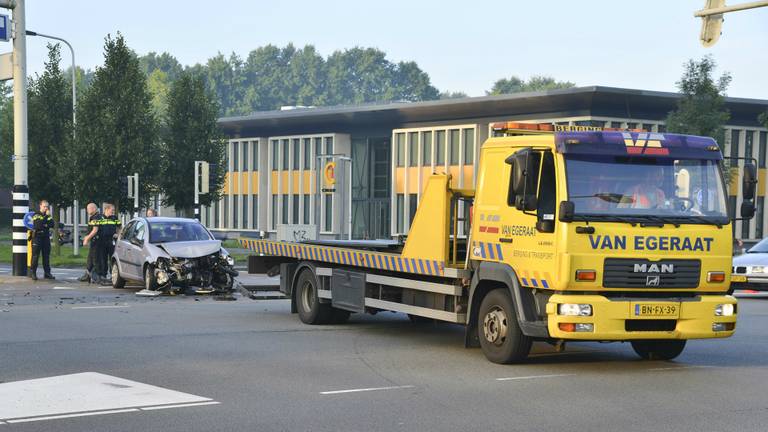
[241, 123, 757, 363]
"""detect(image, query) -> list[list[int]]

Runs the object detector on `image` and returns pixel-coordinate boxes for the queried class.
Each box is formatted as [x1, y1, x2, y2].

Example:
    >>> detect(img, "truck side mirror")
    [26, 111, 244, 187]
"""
[741, 201, 756, 219]
[509, 149, 532, 196]
[742, 163, 757, 201]
[559, 201, 575, 222]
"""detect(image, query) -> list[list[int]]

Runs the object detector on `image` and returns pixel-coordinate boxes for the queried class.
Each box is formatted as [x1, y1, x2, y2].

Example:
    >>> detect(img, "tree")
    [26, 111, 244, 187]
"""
[488, 75, 575, 95]
[70, 33, 160, 211]
[139, 51, 183, 81]
[666, 56, 731, 147]
[147, 69, 171, 120]
[160, 73, 226, 215]
[0, 82, 12, 190]
[440, 91, 468, 100]
[28, 44, 74, 255]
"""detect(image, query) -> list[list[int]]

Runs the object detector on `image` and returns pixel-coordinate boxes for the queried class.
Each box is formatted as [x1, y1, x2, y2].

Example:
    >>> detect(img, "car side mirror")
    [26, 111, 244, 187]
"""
[559, 201, 575, 222]
[742, 162, 757, 201]
[741, 201, 756, 219]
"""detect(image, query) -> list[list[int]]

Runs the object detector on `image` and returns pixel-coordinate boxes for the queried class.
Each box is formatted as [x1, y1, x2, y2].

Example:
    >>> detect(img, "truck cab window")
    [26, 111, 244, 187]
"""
[537, 152, 556, 221]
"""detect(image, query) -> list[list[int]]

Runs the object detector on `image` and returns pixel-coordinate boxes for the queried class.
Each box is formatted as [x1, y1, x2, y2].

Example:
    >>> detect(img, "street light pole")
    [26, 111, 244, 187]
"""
[26, 30, 79, 255]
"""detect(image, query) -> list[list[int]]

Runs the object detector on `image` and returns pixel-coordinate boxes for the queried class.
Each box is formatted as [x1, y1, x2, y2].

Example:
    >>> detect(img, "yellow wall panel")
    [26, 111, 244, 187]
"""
[292, 172, 301, 194]
[251, 172, 259, 195]
[462, 166, 475, 188]
[407, 167, 420, 194]
[448, 166, 461, 188]
[395, 168, 405, 193]
[759, 168, 766, 197]
[223, 173, 231, 195]
[421, 167, 433, 193]
[303, 171, 313, 194]
[280, 172, 289, 194]
[231, 172, 240, 194]
[271, 172, 279, 194]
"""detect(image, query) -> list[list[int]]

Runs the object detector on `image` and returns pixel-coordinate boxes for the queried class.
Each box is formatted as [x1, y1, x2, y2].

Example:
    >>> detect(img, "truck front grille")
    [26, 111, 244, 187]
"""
[603, 258, 700, 289]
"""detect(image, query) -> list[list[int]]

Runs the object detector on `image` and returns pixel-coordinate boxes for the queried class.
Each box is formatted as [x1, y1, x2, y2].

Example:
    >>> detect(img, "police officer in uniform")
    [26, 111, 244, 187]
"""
[29, 200, 55, 281]
[97, 203, 121, 285]
[80, 203, 103, 283]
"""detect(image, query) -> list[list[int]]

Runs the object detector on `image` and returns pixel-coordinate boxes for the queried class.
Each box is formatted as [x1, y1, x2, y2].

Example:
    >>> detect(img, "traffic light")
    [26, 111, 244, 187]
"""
[699, 0, 725, 47]
[119, 176, 129, 196]
[200, 161, 210, 194]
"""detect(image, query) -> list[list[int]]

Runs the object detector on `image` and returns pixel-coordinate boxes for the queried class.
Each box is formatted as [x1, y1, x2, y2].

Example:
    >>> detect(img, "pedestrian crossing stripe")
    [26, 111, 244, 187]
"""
[239, 239, 446, 277]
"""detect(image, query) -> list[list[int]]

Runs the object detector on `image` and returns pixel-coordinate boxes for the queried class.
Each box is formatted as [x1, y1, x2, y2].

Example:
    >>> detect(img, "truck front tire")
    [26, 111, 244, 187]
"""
[295, 269, 333, 324]
[630, 340, 686, 360]
[477, 288, 532, 364]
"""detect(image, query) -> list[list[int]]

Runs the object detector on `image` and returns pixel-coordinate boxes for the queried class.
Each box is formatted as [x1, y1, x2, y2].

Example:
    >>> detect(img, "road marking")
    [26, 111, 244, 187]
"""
[0, 372, 216, 424]
[320, 385, 415, 395]
[6, 408, 140, 424]
[140, 401, 221, 411]
[496, 374, 576, 381]
[71, 305, 129, 310]
[647, 366, 714, 371]
[53, 286, 73, 290]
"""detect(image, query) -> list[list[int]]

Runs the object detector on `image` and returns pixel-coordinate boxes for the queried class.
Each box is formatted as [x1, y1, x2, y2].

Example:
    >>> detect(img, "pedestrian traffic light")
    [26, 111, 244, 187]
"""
[119, 176, 129, 196]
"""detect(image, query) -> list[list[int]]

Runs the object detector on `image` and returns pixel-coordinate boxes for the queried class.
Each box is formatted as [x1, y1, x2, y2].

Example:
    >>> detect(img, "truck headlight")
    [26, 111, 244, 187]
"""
[558, 304, 593, 316]
[714, 303, 735, 316]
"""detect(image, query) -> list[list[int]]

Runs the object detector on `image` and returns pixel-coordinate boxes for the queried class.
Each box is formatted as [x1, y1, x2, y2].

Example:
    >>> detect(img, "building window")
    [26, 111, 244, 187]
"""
[282, 139, 289, 170]
[233, 195, 239, 229]
[422, 131, 432, 165]
[730, 130, 740, 159]
[395, 133, 405, 167]
[314, 137, 322, 158]
[396, 194, 404, 233]
[271, 195, 277, 230]
[252, 197, 258, 230]
[271, 140, 279, 170]
[303, 194, 310, 224]
[325, 137, 334, 155]
[449, 129, 460, 165]
[657, 124, 667, 133]
[756, 197, 764, 239]
[759, 132, 767, 168]
[436, 130, 446, 165]
[252, 141, 259, 171]
[627, 122, 637, 130]
[303, 138, 311, 169]
[408, 194, 418, 228]
[463, 129, 474, 165]
[292, 194, 299, 224]
[232, 142, 239, 172]
[610, 121, 621, 129]
[242, 195, 248, 228]
[745, 131, 754, 160]
[292, 138, 300, 170]
[324, 194, 333, 232]
[223, 198, 229, 229]
[281, 194, 289, 224]
[408, 132, 418, 167]
[641, 123, 652, 131]
[242, 142, 249, 171]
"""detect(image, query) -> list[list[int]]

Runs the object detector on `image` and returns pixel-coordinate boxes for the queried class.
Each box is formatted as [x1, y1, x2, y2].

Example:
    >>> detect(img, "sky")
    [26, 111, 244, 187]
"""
[4, 0, 768, 99]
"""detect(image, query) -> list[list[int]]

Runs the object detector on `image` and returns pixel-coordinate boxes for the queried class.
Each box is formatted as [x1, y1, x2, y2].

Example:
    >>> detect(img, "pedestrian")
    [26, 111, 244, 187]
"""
[97, 203, 122, 285]
[79, 202, 103, 283]
[29, 200, 55, 281]
[146, 208, 157, 217]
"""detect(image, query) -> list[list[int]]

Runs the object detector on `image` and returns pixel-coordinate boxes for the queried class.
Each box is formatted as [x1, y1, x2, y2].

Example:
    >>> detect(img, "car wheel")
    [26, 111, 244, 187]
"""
[477, 288, 532, 364]
[144, 265, 158, 291]
[631, 340, 686, 360]
[111, 260, 126, 289]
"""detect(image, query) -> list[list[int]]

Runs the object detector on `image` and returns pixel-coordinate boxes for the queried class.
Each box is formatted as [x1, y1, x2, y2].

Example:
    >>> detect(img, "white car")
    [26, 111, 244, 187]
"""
[731, 238, 768, 292]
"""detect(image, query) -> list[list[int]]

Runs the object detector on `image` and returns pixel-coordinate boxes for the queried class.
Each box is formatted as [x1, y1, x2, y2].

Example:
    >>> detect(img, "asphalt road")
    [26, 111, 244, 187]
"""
[1, 273, 767, 431]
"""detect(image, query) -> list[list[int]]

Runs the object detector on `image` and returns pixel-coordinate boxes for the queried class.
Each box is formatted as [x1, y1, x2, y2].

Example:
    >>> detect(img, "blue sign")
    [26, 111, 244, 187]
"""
[0, 15, 8, 43]
[23, 211, 34, 230]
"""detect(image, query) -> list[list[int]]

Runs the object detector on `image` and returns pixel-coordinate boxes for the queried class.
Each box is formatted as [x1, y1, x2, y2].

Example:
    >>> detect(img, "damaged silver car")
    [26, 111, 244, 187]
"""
[111, 217, 238, 294]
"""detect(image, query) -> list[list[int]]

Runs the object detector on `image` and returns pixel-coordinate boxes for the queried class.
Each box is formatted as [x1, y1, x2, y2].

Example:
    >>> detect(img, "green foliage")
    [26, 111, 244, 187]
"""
[139, 44, 440, 116]
[439, 91, 468, 100]
[147, 69, 171, 120]
[488, 75, 575, 95]
[160, 73, 226, 213]
[666, 55, 731, 147]
[70, 33, 160, 211]
[28, 44, 73, 209]
[0, 82, 12, 189]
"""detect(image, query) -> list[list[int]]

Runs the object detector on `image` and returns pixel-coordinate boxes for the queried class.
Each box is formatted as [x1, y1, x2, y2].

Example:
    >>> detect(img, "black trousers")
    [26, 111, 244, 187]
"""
[30, 235, 51, 275]
[86, 241, 97, 273]
[95, 241, 114, 278]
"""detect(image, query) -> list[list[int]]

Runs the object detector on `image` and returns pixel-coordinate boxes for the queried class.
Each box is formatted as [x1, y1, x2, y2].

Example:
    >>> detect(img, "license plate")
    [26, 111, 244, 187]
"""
[731, 275, 747, 283]
[633, 303, 679, 317]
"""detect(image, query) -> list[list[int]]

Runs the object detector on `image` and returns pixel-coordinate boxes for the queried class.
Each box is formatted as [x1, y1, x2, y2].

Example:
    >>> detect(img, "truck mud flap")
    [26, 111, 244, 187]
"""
[330, 269, 366, 313]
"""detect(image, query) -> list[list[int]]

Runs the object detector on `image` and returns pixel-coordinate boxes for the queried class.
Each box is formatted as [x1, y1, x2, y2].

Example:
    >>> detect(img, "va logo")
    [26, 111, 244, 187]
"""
[623, 132, 669, 155]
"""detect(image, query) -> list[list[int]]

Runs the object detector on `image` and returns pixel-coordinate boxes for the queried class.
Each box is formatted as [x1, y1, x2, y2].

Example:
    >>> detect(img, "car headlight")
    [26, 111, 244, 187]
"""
[226, 255, 235, 266]
[750, 266, 765, 274]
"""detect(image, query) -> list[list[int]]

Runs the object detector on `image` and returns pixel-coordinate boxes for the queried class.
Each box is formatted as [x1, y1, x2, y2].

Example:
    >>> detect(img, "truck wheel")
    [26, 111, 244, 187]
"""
[295, 269, 332, 324]
[111, 260, 126, 289]
[477, 288, 532, 364]
[630, 340, 686, 360]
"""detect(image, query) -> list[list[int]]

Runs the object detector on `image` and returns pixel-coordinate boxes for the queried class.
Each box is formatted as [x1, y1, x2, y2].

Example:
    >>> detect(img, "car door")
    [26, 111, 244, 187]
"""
[114, 221, 136, 279]
[123, 220, 147, 279]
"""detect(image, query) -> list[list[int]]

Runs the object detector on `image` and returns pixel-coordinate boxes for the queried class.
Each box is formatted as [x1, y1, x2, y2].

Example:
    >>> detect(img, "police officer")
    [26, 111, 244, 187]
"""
[29, 200, 55, 281]
[80, 203, 103, 283]
[97, 203, 121, 285]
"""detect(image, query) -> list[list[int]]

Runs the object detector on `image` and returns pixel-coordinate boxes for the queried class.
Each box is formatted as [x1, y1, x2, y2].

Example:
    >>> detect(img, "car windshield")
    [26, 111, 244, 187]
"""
[748, 237, 768, 253]
[148, 221, 212, 243]
[565, 155, 728, 224]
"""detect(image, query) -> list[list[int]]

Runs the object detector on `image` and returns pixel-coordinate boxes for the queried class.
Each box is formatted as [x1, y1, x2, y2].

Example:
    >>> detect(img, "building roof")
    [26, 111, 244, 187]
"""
[218, 86, 768, 136]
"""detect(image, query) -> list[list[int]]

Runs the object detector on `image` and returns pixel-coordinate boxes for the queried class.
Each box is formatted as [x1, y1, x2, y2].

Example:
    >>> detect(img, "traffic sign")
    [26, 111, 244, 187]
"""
[0, 15, 9, 42]
[23, 211, 34, 230]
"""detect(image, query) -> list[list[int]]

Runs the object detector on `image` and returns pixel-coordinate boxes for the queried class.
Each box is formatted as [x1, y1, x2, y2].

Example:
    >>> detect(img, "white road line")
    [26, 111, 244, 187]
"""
[5, 408, 140, 424]
[647, 366, 713, 371]
[71, 305, 129, 310]
[140, 401, 220, 411]
[53, 287, 73, 290]
[496, 374, 576, 381]
[320, 385, 415, 395]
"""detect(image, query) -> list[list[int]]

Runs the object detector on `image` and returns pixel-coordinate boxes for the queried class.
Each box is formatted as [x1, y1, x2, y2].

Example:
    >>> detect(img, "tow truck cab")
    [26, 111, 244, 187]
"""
[469, 123, 756, 359]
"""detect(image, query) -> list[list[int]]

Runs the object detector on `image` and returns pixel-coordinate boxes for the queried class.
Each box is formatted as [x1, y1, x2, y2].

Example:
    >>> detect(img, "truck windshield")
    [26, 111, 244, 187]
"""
[565, 155, 728, 224]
